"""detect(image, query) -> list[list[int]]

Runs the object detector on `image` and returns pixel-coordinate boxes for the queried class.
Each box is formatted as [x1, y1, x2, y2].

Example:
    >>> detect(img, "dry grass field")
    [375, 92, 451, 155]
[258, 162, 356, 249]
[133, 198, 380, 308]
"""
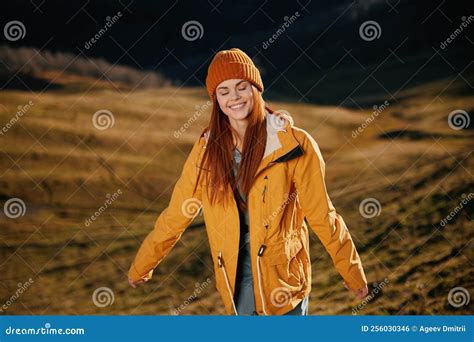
[0, 71, 472, 315]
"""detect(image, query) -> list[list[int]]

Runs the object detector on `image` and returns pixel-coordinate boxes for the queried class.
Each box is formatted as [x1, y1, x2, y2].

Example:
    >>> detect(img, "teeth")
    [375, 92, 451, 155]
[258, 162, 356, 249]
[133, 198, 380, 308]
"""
[230, 103, 245, 109]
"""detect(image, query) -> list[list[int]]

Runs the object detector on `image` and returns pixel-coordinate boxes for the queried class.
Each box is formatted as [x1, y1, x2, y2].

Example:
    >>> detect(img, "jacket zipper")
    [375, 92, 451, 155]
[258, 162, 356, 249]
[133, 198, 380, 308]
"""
[247, 145, 302, 314]
[262, 175, 269, 229]
[217, 250, 238, 315]
[255, 162, 275, 182]
[256, 175, 270, 315]
[222, 169, 273, 316]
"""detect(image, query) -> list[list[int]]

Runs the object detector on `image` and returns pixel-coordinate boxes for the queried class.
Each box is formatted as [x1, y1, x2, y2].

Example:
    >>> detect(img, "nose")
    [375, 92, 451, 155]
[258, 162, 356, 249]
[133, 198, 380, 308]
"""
[230, 89, 241, 101]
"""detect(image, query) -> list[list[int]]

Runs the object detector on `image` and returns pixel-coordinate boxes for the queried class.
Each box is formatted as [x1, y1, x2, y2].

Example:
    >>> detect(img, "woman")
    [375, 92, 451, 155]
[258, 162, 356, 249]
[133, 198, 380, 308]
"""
[128, 48, 368, 315]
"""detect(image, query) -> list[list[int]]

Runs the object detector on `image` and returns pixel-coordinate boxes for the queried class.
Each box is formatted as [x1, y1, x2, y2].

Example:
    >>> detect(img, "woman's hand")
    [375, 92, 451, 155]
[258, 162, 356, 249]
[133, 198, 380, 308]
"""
[128, 277, 149, 288]
[343, 281, 368, 299]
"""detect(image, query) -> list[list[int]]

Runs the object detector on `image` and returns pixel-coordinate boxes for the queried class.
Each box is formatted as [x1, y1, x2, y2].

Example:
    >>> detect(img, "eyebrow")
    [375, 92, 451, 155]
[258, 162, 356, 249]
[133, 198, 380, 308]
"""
[216, 80, 247, 91]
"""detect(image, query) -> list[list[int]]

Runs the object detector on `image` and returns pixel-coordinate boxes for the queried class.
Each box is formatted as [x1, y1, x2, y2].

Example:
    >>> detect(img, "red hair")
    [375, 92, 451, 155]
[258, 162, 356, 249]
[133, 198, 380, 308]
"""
[194, 86, 274, 209]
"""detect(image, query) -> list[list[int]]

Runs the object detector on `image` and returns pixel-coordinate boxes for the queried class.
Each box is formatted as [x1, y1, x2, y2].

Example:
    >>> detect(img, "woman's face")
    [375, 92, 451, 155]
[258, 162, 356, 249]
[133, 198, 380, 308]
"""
[215, 79, 254, 122]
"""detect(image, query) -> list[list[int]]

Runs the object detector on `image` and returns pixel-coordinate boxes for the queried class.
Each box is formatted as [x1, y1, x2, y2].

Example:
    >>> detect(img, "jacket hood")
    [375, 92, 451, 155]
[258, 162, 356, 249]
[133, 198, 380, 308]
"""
[202, 110, 305, 173]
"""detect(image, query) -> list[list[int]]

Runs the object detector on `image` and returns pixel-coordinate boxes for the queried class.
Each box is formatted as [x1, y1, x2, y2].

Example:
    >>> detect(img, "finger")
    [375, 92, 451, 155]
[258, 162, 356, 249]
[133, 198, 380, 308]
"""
[357, 289, 366, 299]
[136, 279, 147, 286]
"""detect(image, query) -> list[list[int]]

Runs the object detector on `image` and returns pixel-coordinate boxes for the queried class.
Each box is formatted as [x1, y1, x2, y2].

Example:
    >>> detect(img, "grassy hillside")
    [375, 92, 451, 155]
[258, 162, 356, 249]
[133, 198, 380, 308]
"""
[0, 71, 472, 315]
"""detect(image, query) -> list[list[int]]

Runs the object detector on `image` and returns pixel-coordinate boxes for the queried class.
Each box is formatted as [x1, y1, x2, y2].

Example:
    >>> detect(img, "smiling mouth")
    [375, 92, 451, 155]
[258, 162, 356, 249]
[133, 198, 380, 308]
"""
[228, 102, 246, 110]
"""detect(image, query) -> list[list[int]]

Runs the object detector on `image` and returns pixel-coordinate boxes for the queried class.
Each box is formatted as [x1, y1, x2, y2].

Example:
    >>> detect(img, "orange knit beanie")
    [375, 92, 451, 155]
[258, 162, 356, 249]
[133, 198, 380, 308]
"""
[205, 48, 264, 99]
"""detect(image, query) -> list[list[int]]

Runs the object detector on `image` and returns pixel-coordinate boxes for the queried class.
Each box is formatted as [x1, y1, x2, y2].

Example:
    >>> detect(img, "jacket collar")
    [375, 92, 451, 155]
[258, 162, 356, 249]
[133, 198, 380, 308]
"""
[255, 110, 304, 176]
[201, 110, 304, 175]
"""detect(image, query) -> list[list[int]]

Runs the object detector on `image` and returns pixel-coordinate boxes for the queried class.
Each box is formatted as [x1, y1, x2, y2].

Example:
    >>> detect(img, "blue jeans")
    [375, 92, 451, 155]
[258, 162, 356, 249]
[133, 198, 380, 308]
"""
[233, 231, 309, 315]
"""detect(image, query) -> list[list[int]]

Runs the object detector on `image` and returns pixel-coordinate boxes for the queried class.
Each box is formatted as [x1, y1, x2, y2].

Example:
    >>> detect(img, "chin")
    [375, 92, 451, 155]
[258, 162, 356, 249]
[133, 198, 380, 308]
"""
[230, 110, 250, 121]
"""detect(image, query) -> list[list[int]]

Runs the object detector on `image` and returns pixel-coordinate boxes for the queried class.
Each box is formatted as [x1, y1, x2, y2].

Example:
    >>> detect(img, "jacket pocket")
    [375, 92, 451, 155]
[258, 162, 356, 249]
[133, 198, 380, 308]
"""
[265, 238, 303, 266]
[259, 237, 305, 312]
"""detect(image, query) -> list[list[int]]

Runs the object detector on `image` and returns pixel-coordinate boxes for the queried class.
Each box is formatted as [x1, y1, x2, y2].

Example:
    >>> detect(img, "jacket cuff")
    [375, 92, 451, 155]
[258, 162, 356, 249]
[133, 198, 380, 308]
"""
[344, 266, 368, 291]
[128, 263, 153, 282]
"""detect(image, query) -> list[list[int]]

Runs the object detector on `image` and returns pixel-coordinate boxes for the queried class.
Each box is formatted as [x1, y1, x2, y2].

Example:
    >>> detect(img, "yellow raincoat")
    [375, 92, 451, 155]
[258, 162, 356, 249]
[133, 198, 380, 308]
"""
[128, 111, 367, 315]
